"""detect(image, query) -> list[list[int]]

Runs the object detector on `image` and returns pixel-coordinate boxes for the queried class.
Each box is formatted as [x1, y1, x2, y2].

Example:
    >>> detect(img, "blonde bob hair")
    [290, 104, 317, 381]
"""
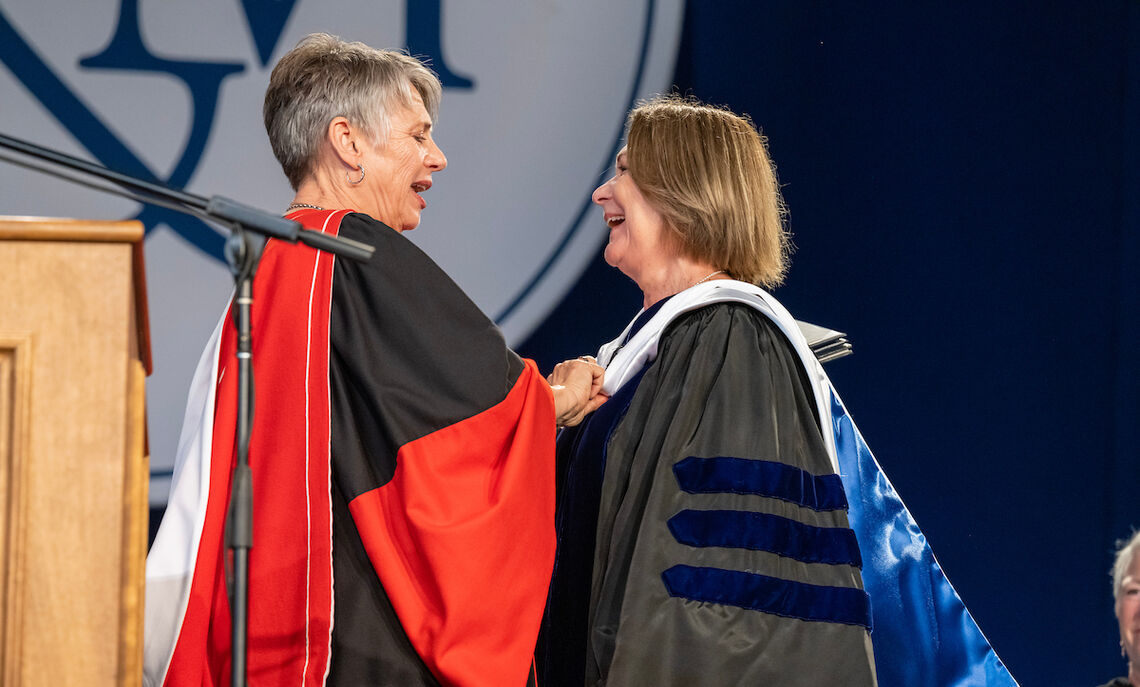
[625, 94, 789, 287]
[264, 33, 442, 190]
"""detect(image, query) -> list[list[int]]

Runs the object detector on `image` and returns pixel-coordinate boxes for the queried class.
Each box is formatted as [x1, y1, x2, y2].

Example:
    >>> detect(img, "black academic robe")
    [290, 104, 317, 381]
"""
[540, 290, 876, 686]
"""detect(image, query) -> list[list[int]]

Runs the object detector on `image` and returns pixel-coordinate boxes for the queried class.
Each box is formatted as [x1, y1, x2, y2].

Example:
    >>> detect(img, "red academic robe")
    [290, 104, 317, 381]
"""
[145, 209, 556, 686]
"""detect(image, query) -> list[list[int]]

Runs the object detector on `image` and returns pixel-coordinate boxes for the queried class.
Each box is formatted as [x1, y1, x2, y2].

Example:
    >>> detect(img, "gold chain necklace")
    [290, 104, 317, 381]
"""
[692, 270, 726, 286]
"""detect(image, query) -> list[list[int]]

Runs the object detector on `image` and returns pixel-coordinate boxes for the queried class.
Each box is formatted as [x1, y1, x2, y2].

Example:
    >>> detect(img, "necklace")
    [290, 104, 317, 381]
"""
[286, 202, 324, 211]
[692, 269, 726, 287]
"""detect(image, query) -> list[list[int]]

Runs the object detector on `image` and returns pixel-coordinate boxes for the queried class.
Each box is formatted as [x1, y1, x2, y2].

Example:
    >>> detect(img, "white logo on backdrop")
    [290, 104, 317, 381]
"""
[0, 0, 684, 504]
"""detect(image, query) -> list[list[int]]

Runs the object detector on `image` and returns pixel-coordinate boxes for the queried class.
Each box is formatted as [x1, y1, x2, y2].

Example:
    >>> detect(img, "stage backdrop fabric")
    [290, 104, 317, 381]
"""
[1, 1, 1137, 686]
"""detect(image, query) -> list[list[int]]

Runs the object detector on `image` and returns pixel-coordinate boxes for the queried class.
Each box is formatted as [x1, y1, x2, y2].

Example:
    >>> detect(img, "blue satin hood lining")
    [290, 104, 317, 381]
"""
[830, 390, 1018, 685]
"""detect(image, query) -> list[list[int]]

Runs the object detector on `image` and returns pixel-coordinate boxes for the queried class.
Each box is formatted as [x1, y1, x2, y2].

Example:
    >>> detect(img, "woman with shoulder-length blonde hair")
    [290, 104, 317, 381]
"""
[537, 94, 877, 686]
[620, 94, 789, 290]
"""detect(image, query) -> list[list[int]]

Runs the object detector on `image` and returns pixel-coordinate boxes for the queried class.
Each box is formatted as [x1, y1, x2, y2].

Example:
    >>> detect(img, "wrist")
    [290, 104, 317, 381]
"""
[551, 384, 573, 426]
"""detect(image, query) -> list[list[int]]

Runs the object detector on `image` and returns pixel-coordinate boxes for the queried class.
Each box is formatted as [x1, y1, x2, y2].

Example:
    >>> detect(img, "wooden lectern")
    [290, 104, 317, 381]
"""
[0, 217, 150, 686]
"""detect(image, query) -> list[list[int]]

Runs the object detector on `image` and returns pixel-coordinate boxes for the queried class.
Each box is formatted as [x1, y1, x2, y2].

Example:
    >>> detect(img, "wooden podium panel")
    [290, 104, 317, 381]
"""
[0, 217, 150, 686]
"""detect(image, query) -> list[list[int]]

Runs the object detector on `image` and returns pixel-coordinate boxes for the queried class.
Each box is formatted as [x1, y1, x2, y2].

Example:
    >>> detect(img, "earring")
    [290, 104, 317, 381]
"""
[347, 164, 365, 185]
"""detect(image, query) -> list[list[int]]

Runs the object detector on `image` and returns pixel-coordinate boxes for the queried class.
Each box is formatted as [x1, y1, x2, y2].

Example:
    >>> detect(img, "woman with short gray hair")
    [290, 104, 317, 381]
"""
[145, 33, 604, 687]
[1099, 531, 1140, 687]
[263, 33, 442, 194]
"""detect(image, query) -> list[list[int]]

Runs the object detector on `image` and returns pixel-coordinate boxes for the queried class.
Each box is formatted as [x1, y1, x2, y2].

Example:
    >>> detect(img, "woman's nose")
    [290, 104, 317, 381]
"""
[592, 178, 613, 205]
[426, 141, 447, 171]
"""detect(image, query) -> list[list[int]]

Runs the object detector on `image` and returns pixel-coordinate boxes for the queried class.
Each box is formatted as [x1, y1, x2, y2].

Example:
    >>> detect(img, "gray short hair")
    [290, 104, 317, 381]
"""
[264, 33, 443, 189]
[1113, 529, 1140, 611]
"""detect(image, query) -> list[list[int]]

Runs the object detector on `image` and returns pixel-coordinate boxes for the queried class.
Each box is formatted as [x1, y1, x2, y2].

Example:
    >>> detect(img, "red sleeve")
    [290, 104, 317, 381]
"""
[349, 360, 556, 686]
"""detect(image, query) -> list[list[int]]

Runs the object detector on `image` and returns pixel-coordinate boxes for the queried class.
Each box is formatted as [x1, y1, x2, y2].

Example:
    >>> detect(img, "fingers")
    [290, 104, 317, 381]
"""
[558, 391, 609, 427]
[583, 392, 609, 415]
[548, 358, 604, 388]
[573, 357, 605, 396]
[549, 357, 607, 426]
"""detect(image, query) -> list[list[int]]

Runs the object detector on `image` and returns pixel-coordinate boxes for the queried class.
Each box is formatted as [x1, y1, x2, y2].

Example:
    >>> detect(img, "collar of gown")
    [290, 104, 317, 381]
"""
[595, 279, 841, 472]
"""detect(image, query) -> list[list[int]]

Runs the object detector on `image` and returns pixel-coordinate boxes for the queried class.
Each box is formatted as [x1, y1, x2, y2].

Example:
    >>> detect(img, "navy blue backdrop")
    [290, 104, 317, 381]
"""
[520, 2, 1140, 685]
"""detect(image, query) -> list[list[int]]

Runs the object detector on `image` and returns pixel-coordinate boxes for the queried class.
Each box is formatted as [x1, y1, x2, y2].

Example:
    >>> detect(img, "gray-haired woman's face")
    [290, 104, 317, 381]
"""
[1121, 553, 1140, 666]
[357, 91, 447, 232]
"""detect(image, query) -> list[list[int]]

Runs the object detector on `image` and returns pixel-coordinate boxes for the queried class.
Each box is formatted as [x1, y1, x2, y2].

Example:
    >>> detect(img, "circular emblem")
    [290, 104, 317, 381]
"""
[0, 0, 684, 500]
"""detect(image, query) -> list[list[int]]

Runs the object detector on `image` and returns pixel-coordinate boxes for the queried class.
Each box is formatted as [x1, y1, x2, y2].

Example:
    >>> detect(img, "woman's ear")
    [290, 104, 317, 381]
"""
[326, 116, 359, 168]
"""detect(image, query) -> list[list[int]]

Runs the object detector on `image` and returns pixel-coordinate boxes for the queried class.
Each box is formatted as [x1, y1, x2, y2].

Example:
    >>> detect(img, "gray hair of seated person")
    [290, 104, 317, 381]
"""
[1112, 529, 1140, 612]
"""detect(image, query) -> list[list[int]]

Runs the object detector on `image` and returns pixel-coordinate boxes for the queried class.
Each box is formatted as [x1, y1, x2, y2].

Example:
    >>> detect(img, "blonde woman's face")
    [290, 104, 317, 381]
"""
[592, 148, 673, 288]
[1121, 554, 1140, 667]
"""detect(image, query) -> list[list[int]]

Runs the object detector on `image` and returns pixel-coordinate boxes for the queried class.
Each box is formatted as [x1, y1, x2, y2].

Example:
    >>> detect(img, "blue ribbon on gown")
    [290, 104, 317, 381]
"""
[830, 388, 1019, 686]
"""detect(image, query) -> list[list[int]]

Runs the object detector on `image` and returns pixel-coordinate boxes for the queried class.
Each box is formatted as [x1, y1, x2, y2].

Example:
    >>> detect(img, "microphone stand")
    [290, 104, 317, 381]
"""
[225, 226, 257, 687]
[0, 132, 373, 686]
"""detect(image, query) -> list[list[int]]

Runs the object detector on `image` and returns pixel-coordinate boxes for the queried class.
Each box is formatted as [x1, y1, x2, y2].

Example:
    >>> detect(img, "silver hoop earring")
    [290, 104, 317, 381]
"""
[347, 164, 365, 185]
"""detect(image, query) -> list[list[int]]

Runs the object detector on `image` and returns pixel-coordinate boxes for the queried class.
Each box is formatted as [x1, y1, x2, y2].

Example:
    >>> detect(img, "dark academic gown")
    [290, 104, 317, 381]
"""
[145, 209, 556, 687]
[539, 282, 877, 686]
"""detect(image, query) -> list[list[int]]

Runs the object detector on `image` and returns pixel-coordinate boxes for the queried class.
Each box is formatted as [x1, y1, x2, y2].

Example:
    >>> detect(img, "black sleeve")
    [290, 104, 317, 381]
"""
[329, 212, 524, 495]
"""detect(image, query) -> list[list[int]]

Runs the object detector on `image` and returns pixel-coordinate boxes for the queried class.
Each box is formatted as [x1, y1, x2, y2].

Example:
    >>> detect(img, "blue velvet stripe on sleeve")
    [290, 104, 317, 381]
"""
[667, 509, 863, 567]
[672, 456, 848, 511]
[662, 565, 872, 629]
[664, 455, 868, 626]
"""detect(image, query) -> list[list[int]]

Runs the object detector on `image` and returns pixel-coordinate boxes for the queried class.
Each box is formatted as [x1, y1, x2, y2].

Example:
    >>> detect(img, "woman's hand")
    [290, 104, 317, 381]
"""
[548, 357, 608, 427]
